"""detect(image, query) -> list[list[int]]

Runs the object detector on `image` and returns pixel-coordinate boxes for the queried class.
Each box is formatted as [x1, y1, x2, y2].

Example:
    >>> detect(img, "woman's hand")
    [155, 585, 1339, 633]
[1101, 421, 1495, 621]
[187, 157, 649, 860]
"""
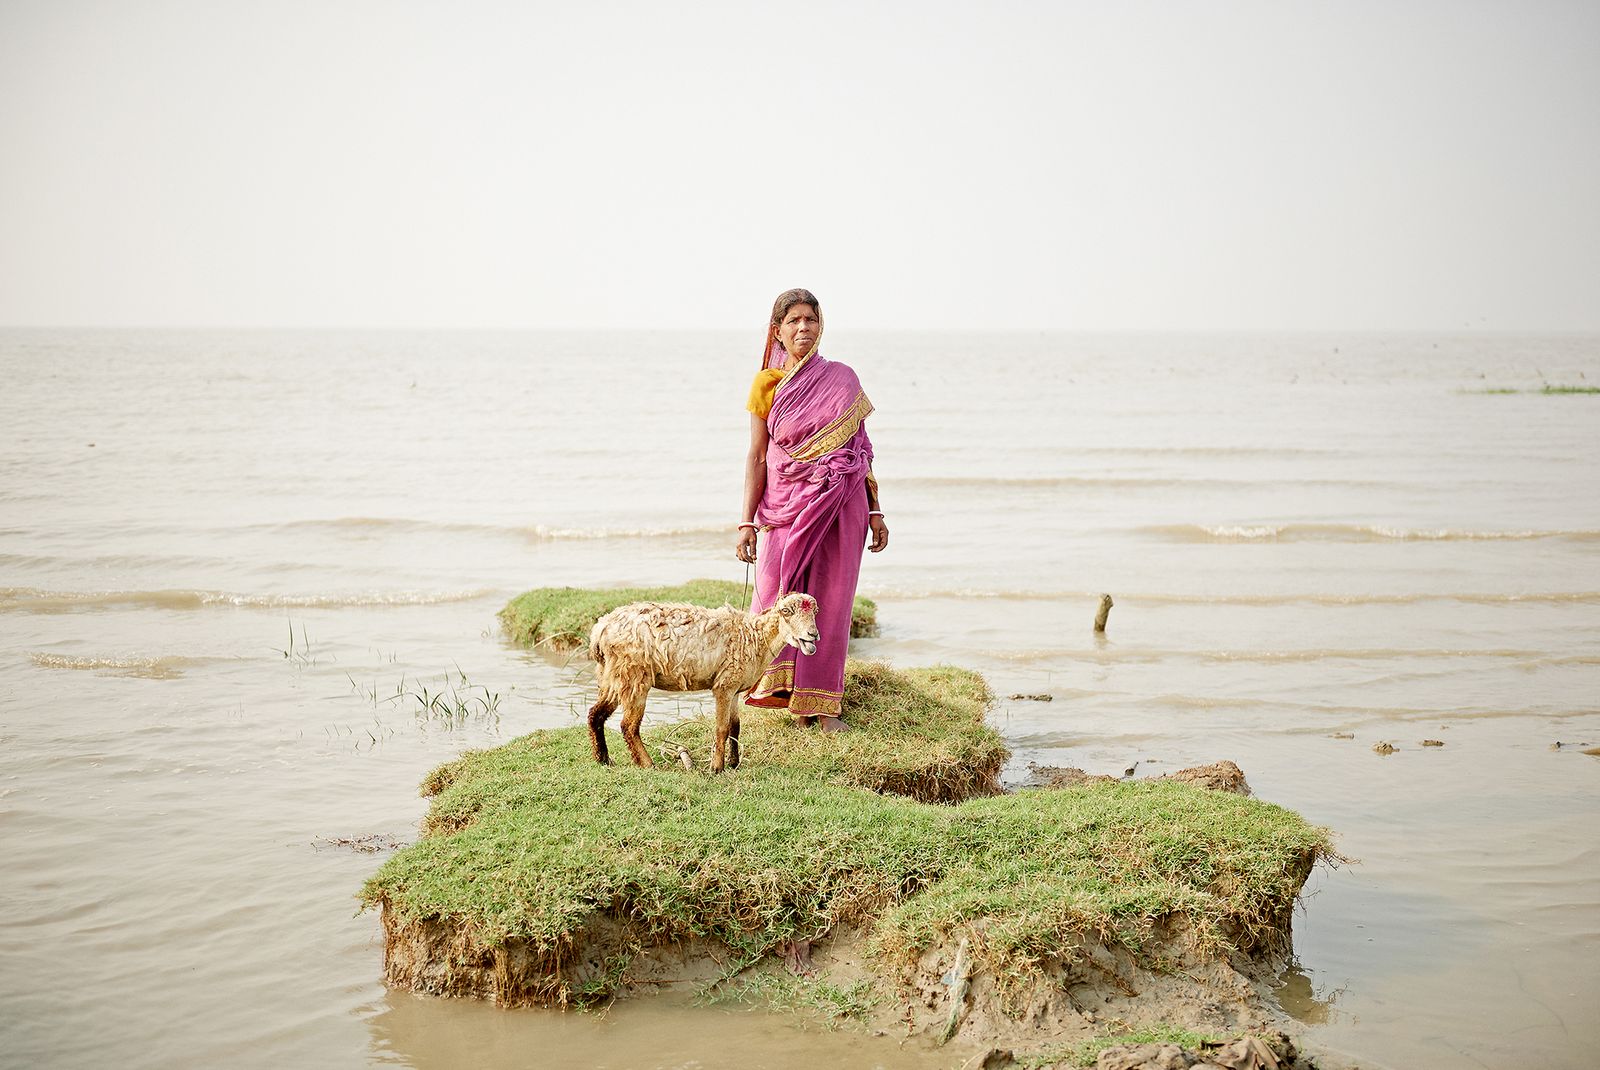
[736, 527, 759, 563]
[868, 515, 889, 553]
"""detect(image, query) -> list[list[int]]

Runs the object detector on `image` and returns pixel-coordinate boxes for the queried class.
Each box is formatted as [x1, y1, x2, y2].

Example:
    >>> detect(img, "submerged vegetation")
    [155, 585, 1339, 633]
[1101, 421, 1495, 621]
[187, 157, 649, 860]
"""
[1461, 384, 1600, 395]
[498, 578, 879, 651]
[346, 665, 505, 727]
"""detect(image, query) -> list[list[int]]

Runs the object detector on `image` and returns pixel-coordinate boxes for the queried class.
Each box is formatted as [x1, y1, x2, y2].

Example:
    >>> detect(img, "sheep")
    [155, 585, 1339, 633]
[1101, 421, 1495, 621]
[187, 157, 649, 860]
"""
[586, 592, 820, 773]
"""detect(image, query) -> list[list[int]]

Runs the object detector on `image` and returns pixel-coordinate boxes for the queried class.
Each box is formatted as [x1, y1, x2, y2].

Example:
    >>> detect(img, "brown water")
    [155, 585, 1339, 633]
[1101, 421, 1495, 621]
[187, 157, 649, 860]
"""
[2, 329, 1597, 1069]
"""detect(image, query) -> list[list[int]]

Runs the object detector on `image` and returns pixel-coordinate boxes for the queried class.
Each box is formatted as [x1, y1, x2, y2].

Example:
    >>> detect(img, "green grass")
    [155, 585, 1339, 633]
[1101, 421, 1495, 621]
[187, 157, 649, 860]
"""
[498, 579, 878, 652]
[697, 973, 881, 1027]
[361, 664, 1329, 1008]
[1021, 1025, 1229, 1068]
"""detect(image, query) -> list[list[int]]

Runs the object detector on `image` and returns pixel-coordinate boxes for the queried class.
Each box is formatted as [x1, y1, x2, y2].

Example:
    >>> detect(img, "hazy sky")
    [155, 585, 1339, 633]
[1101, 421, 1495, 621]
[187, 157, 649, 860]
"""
[2, 0, 1597, 330]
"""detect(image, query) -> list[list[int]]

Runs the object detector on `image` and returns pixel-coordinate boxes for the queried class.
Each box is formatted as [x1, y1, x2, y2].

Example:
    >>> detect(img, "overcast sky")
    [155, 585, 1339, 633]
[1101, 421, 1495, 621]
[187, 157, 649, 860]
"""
[1, 0, 1596, 330]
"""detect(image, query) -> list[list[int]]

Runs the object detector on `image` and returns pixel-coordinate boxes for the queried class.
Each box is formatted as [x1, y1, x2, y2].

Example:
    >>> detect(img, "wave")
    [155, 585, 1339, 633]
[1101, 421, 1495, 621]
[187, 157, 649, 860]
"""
[894, 476, 1393, 491]
[252, 517, 728, 541]
[521, 523, 727, 541]
[27, 652, 236, 678]
[0, 587, 497, 612]
[866, 587, 1600, 606]
[1141, 523, 1600, 543]
[989, 647, 1555, 665]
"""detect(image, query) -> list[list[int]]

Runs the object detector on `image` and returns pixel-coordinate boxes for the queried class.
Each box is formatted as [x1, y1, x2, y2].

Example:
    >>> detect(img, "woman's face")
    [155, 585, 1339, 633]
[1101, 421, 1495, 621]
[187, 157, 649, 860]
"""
[775, 303, 819, 357]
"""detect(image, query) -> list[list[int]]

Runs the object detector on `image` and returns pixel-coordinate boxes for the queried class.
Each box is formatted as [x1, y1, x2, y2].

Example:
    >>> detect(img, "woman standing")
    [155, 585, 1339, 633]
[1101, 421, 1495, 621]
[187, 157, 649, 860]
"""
[735, 289, 889, 731]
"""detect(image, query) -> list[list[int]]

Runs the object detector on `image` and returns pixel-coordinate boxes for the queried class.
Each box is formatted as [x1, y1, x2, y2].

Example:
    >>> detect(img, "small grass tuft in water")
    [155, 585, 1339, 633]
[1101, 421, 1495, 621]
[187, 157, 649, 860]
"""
[498, 579, 878, 651]
[277, 618, 318, 665]
[347, 666, 504, 729]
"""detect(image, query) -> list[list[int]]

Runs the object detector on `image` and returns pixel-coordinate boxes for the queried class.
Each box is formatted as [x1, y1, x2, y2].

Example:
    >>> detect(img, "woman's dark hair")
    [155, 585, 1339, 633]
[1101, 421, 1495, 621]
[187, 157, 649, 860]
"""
[770, 288, 821, 327]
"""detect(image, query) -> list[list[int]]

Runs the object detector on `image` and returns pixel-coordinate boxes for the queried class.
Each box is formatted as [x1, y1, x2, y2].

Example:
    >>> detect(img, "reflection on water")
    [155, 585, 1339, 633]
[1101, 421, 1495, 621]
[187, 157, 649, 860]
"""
[2, 329, 1598, 1070]
[1275, 963, 1344, 1026]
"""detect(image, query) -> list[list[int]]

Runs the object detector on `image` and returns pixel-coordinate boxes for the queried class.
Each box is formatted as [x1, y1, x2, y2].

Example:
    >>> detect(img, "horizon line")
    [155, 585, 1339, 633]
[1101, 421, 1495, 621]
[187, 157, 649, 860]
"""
[3, 323, 1596, 335]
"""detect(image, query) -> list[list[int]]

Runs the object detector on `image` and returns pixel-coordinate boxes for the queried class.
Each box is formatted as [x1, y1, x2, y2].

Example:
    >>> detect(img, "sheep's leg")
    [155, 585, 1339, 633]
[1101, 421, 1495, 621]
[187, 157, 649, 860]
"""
[618, 679, 653, 768]
[711, 687, 737, 773]
[587, 691, 618, 765]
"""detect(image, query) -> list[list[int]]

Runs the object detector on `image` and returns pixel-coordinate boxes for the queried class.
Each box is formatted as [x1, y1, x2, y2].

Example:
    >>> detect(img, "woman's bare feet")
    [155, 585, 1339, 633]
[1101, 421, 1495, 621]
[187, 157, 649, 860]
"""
[796, 715, 849, 732]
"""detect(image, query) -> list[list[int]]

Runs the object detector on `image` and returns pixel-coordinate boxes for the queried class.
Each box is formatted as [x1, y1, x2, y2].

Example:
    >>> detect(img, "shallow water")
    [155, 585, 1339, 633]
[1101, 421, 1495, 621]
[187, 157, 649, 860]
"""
[2, 329, 1597, 1069]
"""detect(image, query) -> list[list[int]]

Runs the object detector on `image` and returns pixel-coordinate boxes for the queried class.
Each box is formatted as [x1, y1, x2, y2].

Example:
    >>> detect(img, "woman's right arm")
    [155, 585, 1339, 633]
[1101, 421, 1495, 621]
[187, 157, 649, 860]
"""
[736, 413, 769, 563]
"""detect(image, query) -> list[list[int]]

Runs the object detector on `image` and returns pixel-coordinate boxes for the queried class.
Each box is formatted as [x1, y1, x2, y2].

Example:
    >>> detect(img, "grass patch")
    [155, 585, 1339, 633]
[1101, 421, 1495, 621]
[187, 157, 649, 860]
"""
[1021, 1025, 1228, 1068]
[698, 973, 880, 1027]
[362, 664, 1329, 1008]
[498, 579, 878, 652]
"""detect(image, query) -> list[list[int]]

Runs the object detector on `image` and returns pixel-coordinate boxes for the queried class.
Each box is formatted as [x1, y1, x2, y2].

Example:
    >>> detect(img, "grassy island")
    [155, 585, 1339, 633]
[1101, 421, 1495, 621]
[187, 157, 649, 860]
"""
[361, 586, 1331, 1053]
[498, 578, 879, 651]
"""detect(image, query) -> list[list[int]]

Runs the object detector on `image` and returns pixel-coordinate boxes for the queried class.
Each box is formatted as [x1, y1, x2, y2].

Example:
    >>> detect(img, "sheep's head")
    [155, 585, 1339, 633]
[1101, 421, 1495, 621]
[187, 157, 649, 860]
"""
[774, 593, 820, 656]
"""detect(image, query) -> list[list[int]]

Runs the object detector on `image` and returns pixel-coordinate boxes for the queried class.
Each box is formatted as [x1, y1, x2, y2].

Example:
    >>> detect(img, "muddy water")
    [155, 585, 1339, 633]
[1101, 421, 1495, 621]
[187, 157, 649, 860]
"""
[2, 329, 1597, 1069]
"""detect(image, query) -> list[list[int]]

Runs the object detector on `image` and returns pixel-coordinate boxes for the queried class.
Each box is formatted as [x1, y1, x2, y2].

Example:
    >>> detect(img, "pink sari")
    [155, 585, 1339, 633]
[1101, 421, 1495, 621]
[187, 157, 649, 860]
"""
[746, 343, 874, 718]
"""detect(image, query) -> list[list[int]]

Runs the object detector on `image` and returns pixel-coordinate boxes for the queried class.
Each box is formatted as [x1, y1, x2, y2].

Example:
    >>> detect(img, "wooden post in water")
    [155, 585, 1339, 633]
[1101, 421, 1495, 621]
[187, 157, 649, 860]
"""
[1094, 594, 1114, 634]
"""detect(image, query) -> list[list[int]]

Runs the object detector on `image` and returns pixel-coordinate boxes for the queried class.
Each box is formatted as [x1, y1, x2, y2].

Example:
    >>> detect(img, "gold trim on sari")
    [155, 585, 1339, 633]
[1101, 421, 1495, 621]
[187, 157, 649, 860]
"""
[746, 657, 795, 703]
[789, 689, 843, 716]
[788, 390, 874, 462]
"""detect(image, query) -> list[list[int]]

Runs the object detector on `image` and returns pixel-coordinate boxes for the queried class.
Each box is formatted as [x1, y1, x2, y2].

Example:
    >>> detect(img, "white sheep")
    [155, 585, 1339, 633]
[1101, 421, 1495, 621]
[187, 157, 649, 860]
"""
[586, 592, 820, 773]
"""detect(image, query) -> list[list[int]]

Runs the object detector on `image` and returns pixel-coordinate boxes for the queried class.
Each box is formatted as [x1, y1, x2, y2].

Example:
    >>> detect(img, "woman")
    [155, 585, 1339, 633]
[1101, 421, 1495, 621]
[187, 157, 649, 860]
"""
[735, 288, 889, 731]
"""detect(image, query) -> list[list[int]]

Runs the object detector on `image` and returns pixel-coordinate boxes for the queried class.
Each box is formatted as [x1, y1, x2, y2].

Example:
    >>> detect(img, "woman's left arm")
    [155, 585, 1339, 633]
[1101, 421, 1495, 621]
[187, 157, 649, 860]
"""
[866, 471, 888, 553]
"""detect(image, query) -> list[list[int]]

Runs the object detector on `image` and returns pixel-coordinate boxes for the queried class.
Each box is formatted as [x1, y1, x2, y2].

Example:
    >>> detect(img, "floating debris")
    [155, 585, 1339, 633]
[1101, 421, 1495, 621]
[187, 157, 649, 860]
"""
[1421, 739, 1445, 747]
[314, 833, 406, 853]
[1007, 693, 1053, 702]
[1328, 732, 1355, 740]
[1372, 741, 1397, 755]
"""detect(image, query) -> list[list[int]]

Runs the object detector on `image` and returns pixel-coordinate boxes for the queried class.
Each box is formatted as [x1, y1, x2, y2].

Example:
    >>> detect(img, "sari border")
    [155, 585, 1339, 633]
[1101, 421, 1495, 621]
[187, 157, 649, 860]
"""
[746, 658, 795, 702]
[772, 350, 816, 399]
[790, 390, 873, 462]
[789, 691, 843, 716]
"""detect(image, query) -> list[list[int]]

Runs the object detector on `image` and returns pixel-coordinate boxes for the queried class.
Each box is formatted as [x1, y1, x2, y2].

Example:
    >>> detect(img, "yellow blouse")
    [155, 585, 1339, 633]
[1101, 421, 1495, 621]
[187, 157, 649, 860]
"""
[746, 367, 786, 420]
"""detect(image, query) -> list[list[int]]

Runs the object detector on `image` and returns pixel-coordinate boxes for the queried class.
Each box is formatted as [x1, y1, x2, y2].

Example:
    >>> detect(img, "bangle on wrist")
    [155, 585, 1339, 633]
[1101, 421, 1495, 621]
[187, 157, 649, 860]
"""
[868, 511, 885, 518]
[738, 522, 759, 530]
